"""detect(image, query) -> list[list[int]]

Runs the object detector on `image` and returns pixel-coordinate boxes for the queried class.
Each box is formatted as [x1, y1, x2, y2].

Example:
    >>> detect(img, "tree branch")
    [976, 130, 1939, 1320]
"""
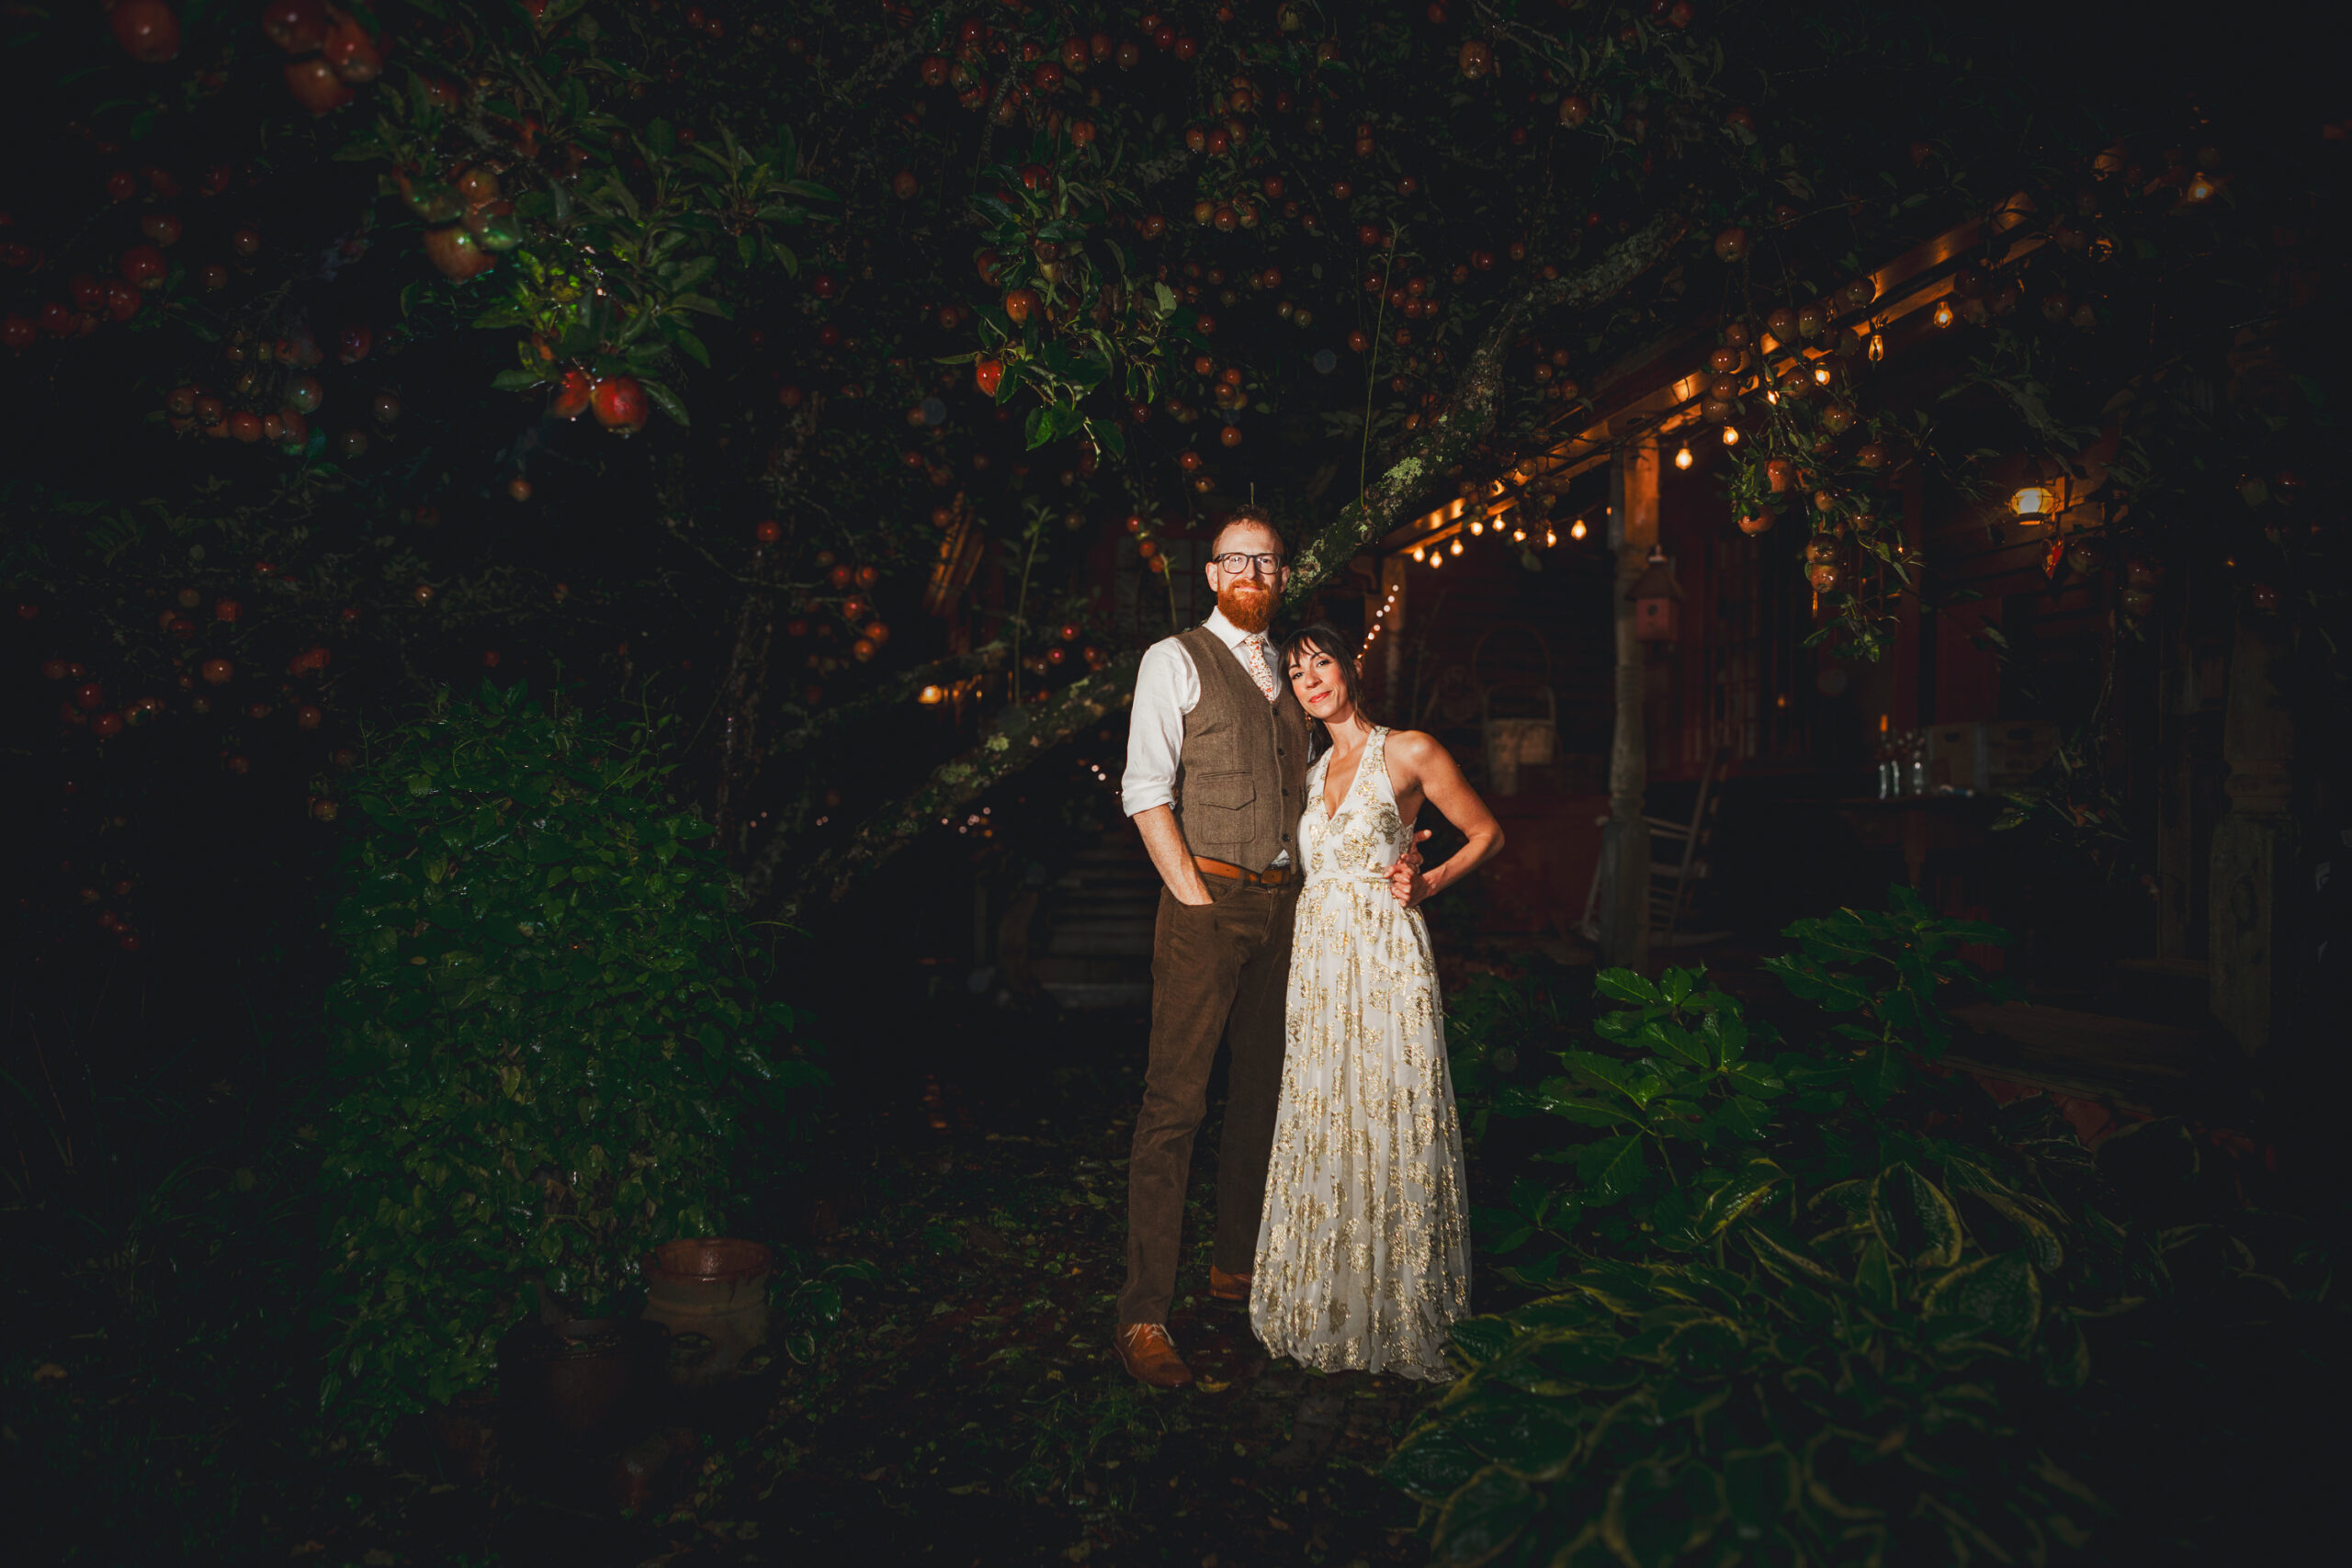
[745, 211, 1684, 920]
[1283, 210, 1686, 601]
[759, 652, 1143, 920]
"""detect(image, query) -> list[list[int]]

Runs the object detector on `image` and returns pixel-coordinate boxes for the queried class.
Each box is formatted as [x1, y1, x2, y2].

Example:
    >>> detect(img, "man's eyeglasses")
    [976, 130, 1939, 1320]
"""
[1210, 551, 1283, 575]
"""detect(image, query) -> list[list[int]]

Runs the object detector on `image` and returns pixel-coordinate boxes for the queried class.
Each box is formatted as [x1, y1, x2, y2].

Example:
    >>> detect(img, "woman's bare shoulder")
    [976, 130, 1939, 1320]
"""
[1383, 728, 1452, 769]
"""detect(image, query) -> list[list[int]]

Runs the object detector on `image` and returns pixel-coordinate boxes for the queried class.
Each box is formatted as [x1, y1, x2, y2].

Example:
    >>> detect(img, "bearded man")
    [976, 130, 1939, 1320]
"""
[1111, 506, 1419, 1388]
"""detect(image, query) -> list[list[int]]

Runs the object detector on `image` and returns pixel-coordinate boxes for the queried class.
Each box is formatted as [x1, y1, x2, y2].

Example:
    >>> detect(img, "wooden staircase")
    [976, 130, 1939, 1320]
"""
[1031, 828, 1160, 1009]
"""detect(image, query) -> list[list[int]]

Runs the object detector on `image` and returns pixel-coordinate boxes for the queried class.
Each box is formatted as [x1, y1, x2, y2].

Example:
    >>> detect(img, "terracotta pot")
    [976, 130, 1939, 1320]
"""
[503, 1317, 663, 1440]
[641, 1239, 773, 1384]
[429, 1387, 501, 1481]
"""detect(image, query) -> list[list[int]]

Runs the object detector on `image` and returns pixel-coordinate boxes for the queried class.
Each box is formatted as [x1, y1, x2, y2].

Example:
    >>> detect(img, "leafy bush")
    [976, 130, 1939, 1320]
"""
[1385, 890, 2196, 1564]
[320, 686, 821, 1432]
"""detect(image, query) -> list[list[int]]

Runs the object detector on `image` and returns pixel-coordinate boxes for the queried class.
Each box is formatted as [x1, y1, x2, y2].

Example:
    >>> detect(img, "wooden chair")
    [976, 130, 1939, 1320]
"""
[1577, 749, 1729, 947]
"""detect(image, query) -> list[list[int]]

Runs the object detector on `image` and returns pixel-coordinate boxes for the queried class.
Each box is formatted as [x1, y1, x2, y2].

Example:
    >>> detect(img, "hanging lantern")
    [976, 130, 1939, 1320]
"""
[2007, 482, 2059, 525]
[1628, 545, 1683, 642]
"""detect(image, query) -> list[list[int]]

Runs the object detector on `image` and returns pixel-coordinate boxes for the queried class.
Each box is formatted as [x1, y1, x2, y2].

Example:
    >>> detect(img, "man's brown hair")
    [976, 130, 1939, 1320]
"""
[1212, 504, 1284, 556]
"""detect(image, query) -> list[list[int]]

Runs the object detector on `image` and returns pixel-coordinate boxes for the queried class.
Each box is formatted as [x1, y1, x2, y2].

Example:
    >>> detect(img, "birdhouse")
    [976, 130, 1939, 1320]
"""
[1628, 546, 1683, 642]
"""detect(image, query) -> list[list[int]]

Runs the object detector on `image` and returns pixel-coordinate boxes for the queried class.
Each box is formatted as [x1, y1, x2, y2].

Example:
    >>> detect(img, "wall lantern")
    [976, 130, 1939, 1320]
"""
[1628, 544, 1684, 642]
[2008, 479, 2062, 525]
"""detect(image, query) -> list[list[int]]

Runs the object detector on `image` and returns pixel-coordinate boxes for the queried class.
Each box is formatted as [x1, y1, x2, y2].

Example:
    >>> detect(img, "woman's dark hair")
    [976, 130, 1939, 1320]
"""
[1277, 621, 1374, 732]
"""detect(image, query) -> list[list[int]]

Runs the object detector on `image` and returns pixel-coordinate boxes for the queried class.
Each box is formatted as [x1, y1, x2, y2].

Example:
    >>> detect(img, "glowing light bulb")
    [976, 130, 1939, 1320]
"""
[1814, 366, 1832, 385]
[1511, 527, 1526, 542]
[1469, 520, 1484, 536]
[1868, 333, 1885, 362]
[1674, 445, 1693, 470]
[1449, 537, 1464, 556]
[1429, 551, 1442, 569]
[1568, 518, 1587, 540]
[1411, 546, 1425, 562]
[1932, 299, 1956, 329]
[1721, 424, 1741, 446]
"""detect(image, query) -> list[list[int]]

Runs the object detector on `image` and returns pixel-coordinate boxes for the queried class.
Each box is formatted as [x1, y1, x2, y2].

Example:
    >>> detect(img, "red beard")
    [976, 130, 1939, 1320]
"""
[1217, 580, 1275, 633]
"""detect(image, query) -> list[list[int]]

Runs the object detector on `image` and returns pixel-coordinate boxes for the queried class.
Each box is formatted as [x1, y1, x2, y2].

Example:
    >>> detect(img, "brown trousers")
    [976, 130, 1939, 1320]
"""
[1118, 874, 1297, 1327]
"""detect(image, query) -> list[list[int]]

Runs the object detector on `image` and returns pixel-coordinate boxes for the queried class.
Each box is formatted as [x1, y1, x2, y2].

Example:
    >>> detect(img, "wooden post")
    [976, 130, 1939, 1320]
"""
[2154, 606, 2197, 964]
[1600, 443, 1659, 971]
[2208, 610, 2295, 1053]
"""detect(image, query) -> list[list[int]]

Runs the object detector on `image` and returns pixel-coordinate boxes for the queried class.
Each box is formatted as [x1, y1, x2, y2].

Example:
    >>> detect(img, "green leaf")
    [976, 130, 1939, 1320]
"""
[1923, 1251, 2041, 1343]
[1566, 1051, 1668, 1109]
[1577, 1134, 1649, 1202]
[1594, 968, 1662, 1006]
[491, 367, 548, 390]
[1433, 1466, 1541, 1567]
[1382, 1426, 1487, 1503]
[1700, 1162, 1786, 1236]
[1854, 1237, 1896, 1313]
[1871, 1162, 1964, 1269]
[1724, 1446, 1797, 1529]
[638, 378, 691, 427]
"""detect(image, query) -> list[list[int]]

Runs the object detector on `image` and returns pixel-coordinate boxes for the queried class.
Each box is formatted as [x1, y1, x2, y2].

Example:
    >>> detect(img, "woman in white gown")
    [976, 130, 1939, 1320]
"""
[1250, 623, 1503, 1382]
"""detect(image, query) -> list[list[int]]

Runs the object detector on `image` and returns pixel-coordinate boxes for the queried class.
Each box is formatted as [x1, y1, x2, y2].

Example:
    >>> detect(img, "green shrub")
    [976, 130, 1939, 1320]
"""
[1388, 889, 2178, 1564]
[319, 686, 821, 1432]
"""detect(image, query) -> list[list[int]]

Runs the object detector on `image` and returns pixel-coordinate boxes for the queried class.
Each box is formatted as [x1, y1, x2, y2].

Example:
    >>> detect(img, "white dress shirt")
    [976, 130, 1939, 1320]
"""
[1122, 608, 1290, 864]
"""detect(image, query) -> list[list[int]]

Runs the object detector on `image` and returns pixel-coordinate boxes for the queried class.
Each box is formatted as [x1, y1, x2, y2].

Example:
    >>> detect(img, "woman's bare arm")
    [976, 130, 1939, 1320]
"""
[1384, 730, 1504, 907]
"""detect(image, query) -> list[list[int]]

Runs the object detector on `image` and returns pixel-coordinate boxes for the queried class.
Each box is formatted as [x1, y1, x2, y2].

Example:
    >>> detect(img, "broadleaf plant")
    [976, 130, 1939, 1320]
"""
[318, 685, 822, 1432]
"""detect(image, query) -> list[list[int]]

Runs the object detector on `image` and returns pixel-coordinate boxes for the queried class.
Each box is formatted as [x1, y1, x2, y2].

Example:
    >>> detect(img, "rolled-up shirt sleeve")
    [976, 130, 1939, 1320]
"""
[1120, 637, 1196, 817]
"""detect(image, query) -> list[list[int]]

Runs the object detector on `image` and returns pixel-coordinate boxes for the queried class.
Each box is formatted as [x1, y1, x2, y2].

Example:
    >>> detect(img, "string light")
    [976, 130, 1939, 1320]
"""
[1429, 550, 1442, 569]
[1932, 299, 1956, 329]
[1510, 526, 1526, 542]
[1448, 537, 1464, 556]
[1721, 425, 1741, 446]
[1469, 519, 1484, 536]
[1674, 444, 1693, 470]
[1411, 546, 1425, 562]
[1868, 332, 1885, 362]
[1813, 366, 1832, 385]
[1568, 518, 1587, 540]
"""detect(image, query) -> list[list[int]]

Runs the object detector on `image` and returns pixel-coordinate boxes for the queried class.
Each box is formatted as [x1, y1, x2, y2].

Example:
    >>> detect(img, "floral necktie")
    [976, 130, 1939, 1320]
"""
[1240, 634, 1279, 702]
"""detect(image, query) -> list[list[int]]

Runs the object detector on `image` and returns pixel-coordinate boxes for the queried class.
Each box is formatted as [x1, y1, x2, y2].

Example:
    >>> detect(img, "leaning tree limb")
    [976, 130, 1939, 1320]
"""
[761, 651, 1145, 921]
[752, 213, 1684, 918]
[1282, 209, 1686, 599]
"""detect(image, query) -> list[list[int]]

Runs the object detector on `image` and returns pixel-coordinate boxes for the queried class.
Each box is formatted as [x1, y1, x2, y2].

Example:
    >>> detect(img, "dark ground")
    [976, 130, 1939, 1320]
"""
[264, 997, 1460, 1568]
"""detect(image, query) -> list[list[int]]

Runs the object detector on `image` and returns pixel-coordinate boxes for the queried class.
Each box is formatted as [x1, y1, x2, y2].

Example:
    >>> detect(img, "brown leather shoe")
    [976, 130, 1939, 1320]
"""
[1114, 1323, 1193, 1389]
[1208, 1266, 1252, 1304]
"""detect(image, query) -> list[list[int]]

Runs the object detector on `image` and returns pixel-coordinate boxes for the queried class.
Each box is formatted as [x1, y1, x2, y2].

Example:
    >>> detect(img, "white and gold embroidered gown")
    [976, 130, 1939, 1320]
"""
[1250, 727, 1470, 1381]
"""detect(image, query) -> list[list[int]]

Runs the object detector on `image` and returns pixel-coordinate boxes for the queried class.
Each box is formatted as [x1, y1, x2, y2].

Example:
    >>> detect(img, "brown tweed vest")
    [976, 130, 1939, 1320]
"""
[1172, 625, 1312, 873]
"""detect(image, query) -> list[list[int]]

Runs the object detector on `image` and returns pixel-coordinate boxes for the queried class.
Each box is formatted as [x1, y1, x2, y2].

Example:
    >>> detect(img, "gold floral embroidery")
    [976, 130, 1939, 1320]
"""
[1250, 728, 1471, 1382]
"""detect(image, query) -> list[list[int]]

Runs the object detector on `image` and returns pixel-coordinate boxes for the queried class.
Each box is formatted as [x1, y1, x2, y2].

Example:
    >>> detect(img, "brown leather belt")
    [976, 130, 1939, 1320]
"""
[1193, 854, 1295, 887]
